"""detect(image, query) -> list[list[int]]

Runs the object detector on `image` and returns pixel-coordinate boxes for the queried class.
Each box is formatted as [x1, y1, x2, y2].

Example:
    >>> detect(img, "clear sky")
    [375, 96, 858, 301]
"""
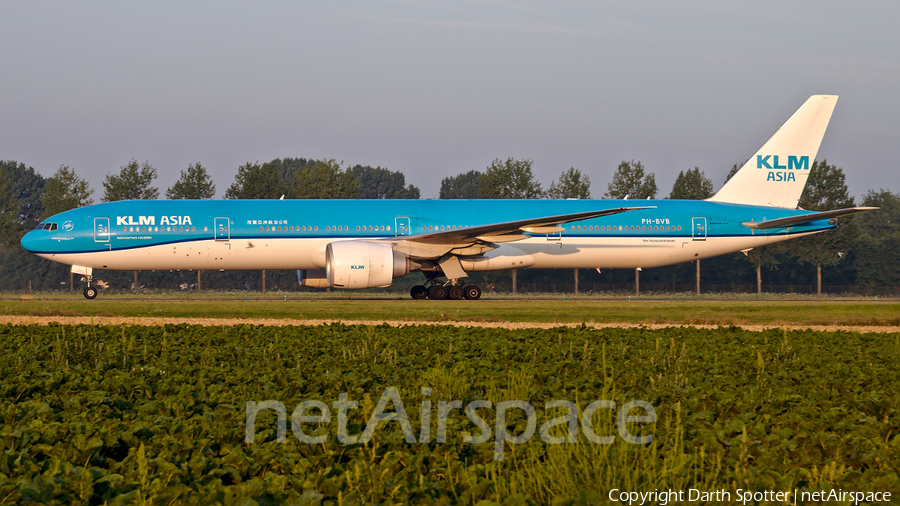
[3, 1, 899, 200]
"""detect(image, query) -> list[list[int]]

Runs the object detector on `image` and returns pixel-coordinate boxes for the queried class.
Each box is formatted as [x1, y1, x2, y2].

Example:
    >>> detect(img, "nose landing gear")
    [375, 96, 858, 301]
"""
[72, 266, 99, 299]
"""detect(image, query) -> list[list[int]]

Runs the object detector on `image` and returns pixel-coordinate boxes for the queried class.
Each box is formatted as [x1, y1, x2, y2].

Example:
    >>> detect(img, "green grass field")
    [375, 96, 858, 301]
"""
[2, 323, 898, 504]
[2, 293, 899, 504]
[3, 293, 900, 326]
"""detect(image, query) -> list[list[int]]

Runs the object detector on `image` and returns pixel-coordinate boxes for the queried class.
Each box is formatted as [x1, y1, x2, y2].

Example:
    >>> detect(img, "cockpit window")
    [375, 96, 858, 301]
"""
[34, 223, 58, 231]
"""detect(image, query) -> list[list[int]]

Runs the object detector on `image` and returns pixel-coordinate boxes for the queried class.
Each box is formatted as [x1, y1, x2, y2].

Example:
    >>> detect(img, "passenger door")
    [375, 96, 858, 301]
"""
[215, 217, 230, 241]
[94, 217, 110, 242]
[395, 217, 411, 237]
[692, 217, 707, 241]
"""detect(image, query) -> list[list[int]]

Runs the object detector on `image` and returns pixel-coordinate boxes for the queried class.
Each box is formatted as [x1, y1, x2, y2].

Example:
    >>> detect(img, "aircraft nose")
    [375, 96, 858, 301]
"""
[20, 230, 38, 252]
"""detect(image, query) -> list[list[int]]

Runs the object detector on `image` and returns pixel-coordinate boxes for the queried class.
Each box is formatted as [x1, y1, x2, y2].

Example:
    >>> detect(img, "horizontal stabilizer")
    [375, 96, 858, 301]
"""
[742, 207, 878, 229]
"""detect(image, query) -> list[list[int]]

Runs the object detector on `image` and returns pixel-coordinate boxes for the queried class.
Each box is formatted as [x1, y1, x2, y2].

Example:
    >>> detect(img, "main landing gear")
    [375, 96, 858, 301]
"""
[410, 279, 482, 300]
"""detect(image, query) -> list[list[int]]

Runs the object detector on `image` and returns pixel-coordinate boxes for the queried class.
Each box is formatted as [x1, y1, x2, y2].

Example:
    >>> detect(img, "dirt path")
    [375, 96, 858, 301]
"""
[1, 315, 898, 333]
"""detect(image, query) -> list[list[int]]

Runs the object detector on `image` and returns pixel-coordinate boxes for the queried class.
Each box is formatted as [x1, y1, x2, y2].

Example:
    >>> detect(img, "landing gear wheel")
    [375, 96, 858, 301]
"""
[447, 286, 464, 300]
[83, 286, 98, 299]
[463, 284, 482, 300]
[410, 285, 428, 300]
[427, 285, 448, 300]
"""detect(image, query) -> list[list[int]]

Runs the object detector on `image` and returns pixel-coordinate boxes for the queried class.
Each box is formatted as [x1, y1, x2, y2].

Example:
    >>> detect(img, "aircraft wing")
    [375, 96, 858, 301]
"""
[742, 207, 878, 230]
[402, 206, 656, 245]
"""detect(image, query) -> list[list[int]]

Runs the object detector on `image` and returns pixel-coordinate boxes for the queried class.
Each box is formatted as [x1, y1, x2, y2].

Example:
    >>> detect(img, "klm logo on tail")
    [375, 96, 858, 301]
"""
[757, 155, 809, 182]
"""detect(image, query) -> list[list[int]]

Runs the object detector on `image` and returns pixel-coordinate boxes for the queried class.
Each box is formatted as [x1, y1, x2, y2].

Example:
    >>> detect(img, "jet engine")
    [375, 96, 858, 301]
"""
[325, 241, 411, 289]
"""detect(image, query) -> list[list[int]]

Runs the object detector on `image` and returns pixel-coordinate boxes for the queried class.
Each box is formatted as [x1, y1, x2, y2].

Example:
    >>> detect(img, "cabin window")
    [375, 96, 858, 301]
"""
[386, 226, 391, 231]
[677, 226, 682, 231]
[314, 226, 318, 231]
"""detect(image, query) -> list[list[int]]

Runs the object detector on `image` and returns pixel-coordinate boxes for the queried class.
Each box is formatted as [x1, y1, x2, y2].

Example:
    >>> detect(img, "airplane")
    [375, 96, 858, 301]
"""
[21, 95, 876, 300]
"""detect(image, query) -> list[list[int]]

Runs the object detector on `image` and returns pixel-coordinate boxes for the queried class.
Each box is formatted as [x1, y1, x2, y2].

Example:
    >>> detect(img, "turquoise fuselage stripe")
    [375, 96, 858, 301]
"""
[22, 199, 833, 255]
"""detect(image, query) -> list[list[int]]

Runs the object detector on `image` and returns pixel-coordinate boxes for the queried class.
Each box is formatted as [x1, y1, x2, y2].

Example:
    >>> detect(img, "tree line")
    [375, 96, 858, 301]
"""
[1, 156, 898, 293]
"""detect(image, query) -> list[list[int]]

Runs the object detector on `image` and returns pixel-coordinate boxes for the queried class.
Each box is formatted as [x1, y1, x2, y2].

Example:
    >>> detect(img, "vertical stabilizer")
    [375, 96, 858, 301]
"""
[708, 95, 838, 208]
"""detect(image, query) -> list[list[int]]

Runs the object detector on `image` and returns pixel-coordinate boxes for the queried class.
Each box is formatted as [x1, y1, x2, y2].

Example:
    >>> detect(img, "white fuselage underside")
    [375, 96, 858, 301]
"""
[38, 232, 817, 272]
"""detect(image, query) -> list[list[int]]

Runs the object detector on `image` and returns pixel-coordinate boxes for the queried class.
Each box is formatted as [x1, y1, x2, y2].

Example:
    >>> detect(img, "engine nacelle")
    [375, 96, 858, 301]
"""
[326, 241, 410, 289]
[297, 269, 330, 288]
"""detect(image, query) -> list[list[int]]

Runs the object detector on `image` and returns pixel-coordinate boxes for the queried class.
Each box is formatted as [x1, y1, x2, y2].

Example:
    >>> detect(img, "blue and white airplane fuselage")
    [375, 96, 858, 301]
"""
[19, 95, 877, 299]
[21, 198, 833, 271]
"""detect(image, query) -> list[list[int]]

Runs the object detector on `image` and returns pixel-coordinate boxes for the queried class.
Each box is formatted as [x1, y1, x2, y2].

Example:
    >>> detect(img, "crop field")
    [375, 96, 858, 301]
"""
[2, 321, 899, 504]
